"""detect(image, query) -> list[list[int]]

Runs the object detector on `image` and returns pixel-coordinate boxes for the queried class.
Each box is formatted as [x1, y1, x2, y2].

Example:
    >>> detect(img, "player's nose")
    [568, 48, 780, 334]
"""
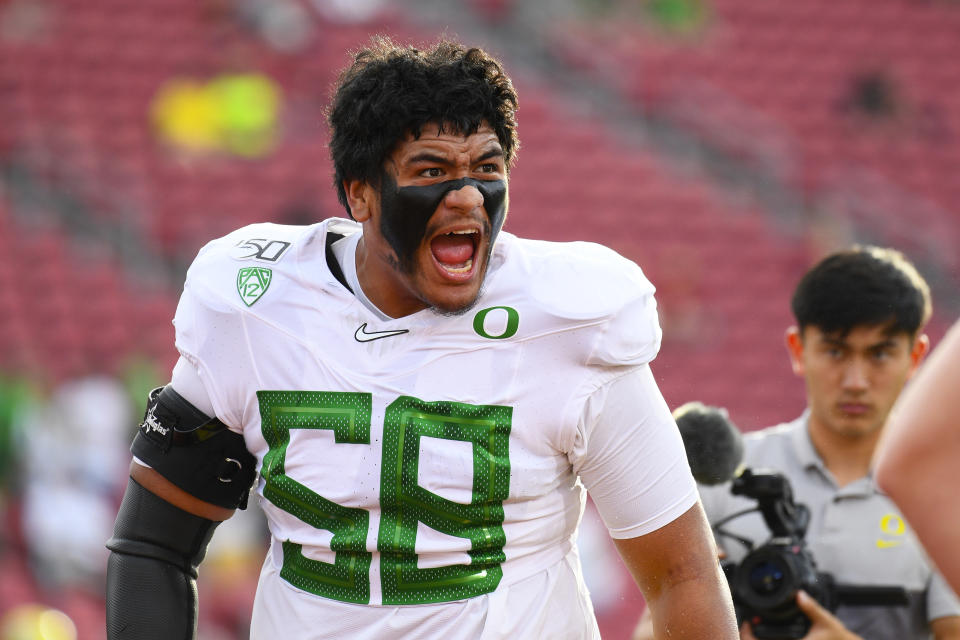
[443, 183, 484, 213]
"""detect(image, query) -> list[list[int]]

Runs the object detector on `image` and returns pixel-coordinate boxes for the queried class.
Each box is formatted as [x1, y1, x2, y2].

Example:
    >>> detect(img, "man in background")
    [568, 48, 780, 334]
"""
[636, 245, 960, 639]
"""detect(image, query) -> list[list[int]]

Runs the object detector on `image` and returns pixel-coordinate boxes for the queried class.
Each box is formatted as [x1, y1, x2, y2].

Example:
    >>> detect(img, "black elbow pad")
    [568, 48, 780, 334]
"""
[131, 386, 256, 510]
[106, 478, 220, 640]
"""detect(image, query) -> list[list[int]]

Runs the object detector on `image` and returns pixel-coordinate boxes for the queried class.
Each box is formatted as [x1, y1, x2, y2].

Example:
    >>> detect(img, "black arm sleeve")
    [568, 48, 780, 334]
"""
[132, 385, 257, 510]
[105, 478, 222, 640]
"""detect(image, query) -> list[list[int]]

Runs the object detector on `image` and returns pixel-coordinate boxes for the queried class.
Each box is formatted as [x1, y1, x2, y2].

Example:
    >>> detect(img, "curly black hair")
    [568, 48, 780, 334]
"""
[327, 36, 520, 216]
[791, 245, 932, 338]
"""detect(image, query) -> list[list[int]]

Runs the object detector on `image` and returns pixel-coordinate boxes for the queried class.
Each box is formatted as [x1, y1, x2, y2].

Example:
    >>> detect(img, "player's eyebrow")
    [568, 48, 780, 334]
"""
[406, 146, 504, 166]
[407, 152, 450, 165]
[474, 147, 505, 163]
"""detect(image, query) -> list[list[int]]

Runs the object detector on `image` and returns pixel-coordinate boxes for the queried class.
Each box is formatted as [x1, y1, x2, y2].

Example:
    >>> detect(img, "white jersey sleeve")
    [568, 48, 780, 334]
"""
[169, 356, 216, 417]
[571, 365, 698, 539]
[520, 237, 692, 539]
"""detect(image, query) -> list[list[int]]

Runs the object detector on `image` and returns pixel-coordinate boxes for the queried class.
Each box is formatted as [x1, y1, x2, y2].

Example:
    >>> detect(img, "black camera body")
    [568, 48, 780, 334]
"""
[726, 542, 829, 638]
[718, 468, 906, 639]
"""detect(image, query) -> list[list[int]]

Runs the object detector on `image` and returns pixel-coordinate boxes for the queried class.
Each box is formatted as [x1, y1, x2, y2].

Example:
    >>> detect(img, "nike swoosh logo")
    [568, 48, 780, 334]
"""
[354, 323, 409, 343]
[876, 539, 903, 549]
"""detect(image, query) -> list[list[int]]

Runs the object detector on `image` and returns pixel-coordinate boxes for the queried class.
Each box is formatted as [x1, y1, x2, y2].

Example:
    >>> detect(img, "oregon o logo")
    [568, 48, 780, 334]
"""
[880, 513, 905, 536]
[473, 306, 519, 340]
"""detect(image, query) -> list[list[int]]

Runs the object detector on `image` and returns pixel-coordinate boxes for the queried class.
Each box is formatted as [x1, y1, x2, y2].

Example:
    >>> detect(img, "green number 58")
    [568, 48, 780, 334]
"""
[258, 391, 512, 605]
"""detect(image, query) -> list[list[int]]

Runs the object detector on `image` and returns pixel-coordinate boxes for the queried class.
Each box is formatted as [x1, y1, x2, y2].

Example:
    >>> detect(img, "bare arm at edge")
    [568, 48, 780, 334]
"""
[875, 320, 960, 596]
[615, 501, 738, 640]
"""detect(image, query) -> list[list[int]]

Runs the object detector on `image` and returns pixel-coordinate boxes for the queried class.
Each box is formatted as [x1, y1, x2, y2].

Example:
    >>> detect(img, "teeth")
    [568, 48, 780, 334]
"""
[441, 258, 473, 274]
[449, 230, 475, 235]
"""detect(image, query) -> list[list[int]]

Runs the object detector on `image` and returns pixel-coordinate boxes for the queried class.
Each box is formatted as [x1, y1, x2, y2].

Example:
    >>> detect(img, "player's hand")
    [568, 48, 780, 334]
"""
[795, 590, 862, 640]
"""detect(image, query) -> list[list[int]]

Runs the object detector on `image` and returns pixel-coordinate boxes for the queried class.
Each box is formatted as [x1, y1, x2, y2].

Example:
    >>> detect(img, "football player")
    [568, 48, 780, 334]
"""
[105, 37, 737, 639]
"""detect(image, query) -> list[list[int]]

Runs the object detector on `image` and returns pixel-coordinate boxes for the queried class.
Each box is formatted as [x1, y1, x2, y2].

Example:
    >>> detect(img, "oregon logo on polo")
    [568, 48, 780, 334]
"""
[237, 267, 272, 306]
[876, 513, 905, 549]
[473, 306, 519, 340]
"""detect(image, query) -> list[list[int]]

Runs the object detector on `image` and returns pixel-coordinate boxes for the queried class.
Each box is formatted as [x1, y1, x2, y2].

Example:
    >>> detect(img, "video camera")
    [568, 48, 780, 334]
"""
[672, 401, 908, 639]
[717, 467, 908, 639]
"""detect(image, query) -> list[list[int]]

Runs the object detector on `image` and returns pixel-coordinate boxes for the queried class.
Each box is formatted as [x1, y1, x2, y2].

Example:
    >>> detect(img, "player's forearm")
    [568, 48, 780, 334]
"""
[105, 477, 223, 640]
[614, 504, 738, 639]
[645, 573, 738, 639]
[106, 550, 198, 639]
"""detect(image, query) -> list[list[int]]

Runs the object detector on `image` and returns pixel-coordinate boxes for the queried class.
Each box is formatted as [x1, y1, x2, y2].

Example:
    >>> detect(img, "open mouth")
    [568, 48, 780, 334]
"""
[430, 229, 480, 276]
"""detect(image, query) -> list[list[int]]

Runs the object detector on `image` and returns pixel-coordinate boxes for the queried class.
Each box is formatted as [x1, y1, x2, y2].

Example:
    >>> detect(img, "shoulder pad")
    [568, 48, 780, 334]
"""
[205, 221, 316, 263]
[586, 283, 662, 367]
[512, 238, 655, 320]
[506, 238, 662, 366]
[182, 219, 357, 309]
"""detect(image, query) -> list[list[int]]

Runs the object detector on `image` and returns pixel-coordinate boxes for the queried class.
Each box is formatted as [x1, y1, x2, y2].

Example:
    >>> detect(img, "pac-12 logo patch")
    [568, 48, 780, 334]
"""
[237, 267, 272, 306]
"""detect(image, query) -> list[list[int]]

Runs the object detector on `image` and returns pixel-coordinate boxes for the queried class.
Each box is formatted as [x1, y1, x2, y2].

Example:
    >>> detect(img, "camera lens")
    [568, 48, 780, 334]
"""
[734, 547, 798, 611]
[748, 560, 786, 595]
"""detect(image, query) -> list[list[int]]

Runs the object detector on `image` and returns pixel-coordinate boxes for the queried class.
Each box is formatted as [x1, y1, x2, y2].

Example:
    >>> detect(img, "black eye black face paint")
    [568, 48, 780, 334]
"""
[377, 173, 508, 272]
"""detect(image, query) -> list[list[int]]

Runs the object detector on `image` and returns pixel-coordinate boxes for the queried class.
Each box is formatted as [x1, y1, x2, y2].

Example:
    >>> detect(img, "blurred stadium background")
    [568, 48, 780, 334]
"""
[0, 0, 957, 637]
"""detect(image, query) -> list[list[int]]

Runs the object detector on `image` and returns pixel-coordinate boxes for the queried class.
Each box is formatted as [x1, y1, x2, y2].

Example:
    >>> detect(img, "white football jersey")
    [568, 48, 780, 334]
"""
[173, 218, 696, 639]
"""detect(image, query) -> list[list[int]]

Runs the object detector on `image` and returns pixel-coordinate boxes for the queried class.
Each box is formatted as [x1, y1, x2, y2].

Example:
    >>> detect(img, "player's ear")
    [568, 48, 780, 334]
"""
[344, 179, 376, 222]
[785, 326, 805, 376]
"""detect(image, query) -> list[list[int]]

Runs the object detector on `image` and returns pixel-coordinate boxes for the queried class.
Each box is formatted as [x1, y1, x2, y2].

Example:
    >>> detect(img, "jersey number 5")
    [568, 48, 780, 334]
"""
[258, 390, 512, 605]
